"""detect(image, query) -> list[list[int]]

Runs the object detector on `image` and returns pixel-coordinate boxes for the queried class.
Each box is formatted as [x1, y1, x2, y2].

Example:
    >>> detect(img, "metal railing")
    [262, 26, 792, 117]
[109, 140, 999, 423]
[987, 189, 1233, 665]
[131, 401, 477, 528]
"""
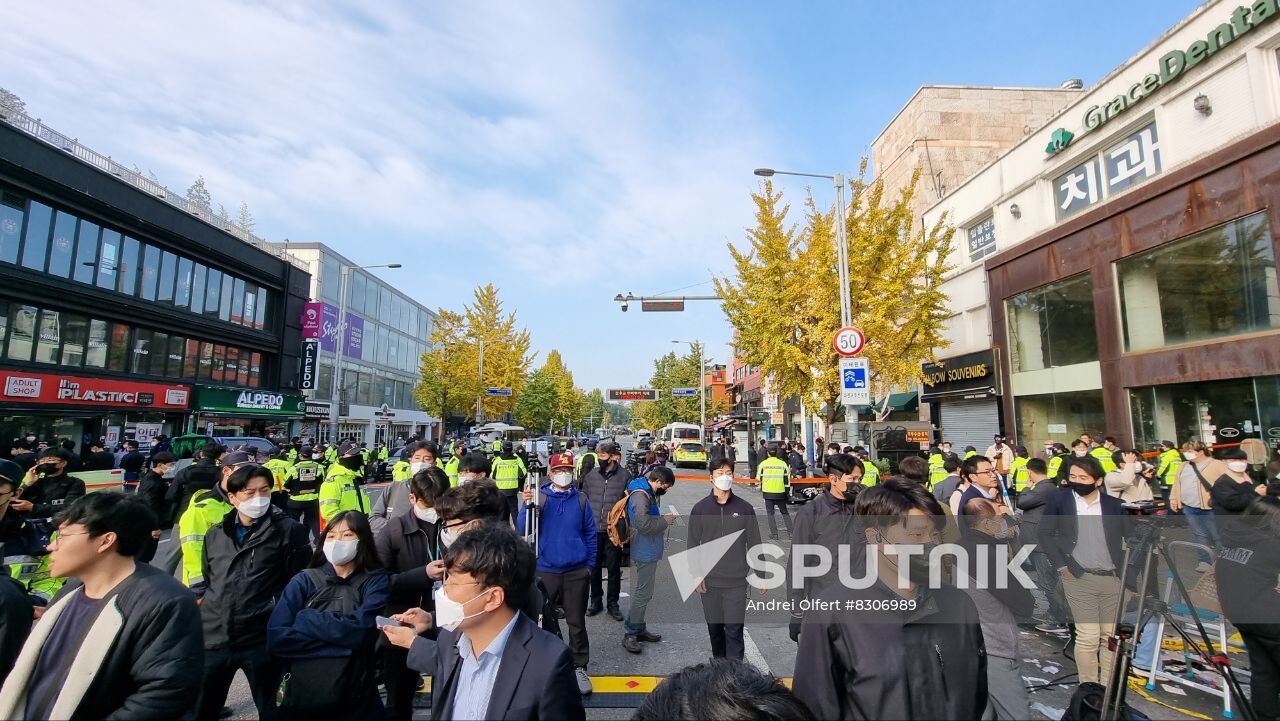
[0, 105, 308, 271]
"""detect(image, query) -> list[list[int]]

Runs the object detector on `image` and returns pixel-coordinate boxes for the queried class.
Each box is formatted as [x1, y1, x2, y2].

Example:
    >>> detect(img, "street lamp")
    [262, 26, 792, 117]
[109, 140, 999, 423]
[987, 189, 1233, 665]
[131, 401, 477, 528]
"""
[327, 263, 401, 445]
[672, 340, 707, 442]
[753, 166, 854, 426]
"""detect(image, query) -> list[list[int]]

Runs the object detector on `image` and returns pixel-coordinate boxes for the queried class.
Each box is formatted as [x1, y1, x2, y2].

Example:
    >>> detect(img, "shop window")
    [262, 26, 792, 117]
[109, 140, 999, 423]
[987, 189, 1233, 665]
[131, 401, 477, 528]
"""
[85, 319, 109, 368]
[34, 309, 61, 364]
[72, 220, 99, 285]
[0, 301, 8, 351]
[190, 264, 207, 314]
[1117, 211, 1279, 352]
[342, 369, 358, 405]
[319, 253, 340, 304]
[230, 278, 245, 324]
[108, 323, 129, 372]
[175, 258, 193, 308]
[357, 373, 373, 406]
[236, 349, 250, 386]
[316, 362, 333, 400]
[364, 279, 377, 319]
[162, 334, 183, 377]
[218, 274, 233, 321]
[0, 195, 22, 264]
[46, 211, 76, 278]
[349, 272, 366, 315]
[1014, 389, 1106, 447]
[59, 313, 88, 367]
[1006, 273, 1098, 372]
[157, 251, 177, 304]
[967, 215, 996, 263]
[379, 286, 392, 319]
[204, 269, 222, 316]
[242, 283, 257, 329]
[198, 342, 214, 380]
[118, 237, 141, 296]
[183, 339, 200, 378]
[130, 328, 153, 375]
[213, 345, 228, 382]
[1130, 376, 1280, 452]
[6, 305, 36, 362]
[255, 286, 268, 330]
[139, 244, 160, 300]
[224, 347, 240, 384]
[19, 201, 51, 271]
[248, 352, 262, 387]
[97, 230, 120, 291]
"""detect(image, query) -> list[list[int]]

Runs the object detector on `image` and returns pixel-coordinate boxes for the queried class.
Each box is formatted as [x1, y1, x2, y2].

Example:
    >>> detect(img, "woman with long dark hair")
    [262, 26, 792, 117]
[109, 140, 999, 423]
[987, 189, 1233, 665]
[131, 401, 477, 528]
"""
[267, 510, 389, 719]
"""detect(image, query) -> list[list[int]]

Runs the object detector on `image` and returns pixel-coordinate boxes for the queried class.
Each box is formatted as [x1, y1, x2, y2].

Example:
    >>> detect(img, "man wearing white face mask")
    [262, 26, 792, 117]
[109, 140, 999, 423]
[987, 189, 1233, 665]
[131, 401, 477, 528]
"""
[515, 453, 595, 695]
[382, 523, 585, 721]
[371, 441, 438, 538]
[198, 465, 311, 721]
[688, 457, 760, 661]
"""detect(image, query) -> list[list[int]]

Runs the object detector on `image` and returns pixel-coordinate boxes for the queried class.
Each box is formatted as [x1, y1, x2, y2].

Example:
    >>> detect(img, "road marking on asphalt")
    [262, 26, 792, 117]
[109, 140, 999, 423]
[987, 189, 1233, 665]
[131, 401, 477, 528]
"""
[743, 629, 770, 675]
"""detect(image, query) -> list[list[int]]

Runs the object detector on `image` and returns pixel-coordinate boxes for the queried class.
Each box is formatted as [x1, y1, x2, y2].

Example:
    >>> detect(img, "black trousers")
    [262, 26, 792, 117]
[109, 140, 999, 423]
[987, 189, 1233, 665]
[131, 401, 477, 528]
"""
[198, 644, 278, 721]
[501, 490, 520, 525]
[286, 499, 321, 544]
[590, 532, 622, 606]
[765, 498, 792, 536]
[379, 638, 422, 721]
[1238, 623, 1280, 719]
[540, 566, 591, 667]
[700, 583, 747, 660]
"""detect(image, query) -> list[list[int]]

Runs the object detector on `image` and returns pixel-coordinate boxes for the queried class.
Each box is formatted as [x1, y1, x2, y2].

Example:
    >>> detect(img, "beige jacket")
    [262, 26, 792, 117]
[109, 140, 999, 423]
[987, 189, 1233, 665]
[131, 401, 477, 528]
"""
[1104, 462, 1154, 503]
[1171, 457, 1228, 509]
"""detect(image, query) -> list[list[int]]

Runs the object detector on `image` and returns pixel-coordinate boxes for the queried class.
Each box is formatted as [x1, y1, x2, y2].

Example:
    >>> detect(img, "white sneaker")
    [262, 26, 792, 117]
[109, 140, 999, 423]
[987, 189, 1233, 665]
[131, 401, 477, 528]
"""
[575, 666, 593, 695]
[1196, 561, 1212, 573]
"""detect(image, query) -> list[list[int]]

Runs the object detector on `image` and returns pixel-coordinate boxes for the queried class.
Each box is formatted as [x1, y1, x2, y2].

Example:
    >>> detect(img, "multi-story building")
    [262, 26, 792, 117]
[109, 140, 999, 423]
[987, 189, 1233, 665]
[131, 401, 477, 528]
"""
[0, 113, 311, 452]
[275, 243, 436, 445]
[923, 0, 1280, 451]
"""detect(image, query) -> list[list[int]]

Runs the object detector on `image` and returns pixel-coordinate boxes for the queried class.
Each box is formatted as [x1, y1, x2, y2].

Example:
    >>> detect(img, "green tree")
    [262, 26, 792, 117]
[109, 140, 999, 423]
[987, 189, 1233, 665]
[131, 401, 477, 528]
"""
[632, 343, 726, 431]
[412, 309, 479, 437]
[514, 368, 559, 433]
[464, 284, 534, 420]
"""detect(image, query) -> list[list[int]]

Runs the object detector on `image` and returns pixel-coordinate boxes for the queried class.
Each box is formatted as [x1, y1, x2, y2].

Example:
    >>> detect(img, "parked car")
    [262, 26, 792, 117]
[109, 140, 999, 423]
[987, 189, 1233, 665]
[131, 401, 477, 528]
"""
[672, 441, 708, 469]
[216, 436, 278, 462]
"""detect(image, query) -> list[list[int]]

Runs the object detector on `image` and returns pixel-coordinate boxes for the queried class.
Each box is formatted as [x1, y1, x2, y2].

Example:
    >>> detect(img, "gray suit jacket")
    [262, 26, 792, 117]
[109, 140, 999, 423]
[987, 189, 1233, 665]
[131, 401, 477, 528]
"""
[406, 611, 584, 721]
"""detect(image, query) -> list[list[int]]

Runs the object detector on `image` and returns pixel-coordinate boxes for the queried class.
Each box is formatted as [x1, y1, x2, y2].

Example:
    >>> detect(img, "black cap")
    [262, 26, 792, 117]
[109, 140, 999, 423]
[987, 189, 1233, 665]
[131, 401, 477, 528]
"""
[340, 443, 359, 457]
[298, 446, 314, 458]
[221, 450, 255, 467]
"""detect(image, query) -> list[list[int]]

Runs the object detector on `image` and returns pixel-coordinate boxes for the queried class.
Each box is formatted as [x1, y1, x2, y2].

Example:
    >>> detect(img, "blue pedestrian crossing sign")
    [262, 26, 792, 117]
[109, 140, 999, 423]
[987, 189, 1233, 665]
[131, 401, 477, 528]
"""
[839, 358, 870, 406]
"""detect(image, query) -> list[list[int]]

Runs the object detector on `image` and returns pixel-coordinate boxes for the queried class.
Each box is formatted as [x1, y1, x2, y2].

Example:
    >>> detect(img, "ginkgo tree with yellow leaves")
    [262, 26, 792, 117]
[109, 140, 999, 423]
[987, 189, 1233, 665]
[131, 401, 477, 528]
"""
[715, 162, 954, 430]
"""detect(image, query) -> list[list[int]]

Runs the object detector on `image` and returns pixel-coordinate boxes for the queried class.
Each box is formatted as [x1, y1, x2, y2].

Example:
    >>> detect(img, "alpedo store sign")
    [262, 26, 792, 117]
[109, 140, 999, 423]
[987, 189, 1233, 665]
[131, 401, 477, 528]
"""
[1046, 0, 1279, 156]
[194, 385, 305, 416]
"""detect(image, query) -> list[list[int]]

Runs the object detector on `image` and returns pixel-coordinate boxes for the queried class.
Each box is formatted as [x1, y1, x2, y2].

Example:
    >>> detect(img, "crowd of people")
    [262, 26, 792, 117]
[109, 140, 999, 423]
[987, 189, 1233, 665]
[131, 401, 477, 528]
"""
[0, 427, 1274, 719]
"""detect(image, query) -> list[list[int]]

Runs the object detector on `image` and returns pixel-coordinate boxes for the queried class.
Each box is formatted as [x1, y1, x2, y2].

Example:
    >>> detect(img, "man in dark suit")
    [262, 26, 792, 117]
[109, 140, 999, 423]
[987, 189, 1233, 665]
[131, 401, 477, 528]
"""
[382, 523, 585, 721]
[1037, 454, 1127, 688]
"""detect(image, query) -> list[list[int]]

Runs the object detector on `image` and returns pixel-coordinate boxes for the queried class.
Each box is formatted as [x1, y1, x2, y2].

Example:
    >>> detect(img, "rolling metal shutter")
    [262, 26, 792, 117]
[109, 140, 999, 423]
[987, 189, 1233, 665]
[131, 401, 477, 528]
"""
[939, 397, 1000, 452]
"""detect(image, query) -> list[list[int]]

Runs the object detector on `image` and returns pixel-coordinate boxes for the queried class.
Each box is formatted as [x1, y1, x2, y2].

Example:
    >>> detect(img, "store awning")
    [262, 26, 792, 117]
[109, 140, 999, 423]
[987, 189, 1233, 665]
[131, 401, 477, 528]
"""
[710, 419, 736, 431]
[875, 391, 919, 413]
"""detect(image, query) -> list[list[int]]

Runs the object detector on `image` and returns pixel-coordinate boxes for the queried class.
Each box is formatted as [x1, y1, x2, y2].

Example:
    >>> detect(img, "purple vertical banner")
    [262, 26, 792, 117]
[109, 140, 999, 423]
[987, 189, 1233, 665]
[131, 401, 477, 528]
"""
[300, 301, 323, 339]
[319, 303, 341, 353]
[344, 315, 364, 359]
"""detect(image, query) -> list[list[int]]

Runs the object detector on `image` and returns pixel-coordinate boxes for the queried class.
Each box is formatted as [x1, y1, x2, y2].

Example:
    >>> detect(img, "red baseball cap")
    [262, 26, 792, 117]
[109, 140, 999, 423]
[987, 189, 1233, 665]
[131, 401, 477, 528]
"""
[549, 453, 574, 470]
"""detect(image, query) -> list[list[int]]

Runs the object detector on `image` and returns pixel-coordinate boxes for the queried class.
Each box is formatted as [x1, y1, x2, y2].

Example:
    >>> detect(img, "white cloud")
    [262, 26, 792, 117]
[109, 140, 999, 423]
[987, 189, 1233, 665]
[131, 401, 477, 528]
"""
[2, 0, 769, 388]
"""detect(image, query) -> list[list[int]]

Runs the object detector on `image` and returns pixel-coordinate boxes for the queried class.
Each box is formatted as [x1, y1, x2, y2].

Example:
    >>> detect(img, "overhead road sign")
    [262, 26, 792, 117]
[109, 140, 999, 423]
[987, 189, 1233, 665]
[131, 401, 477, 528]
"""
[641, 300, 685, 312]
[671, 388, 698, 397]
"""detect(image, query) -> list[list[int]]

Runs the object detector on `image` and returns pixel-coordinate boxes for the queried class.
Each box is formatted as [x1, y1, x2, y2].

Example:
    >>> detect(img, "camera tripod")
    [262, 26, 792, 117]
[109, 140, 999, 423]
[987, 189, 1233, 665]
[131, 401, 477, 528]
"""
[1100, 521, 1254, 720]
[523, 471, 542, 558]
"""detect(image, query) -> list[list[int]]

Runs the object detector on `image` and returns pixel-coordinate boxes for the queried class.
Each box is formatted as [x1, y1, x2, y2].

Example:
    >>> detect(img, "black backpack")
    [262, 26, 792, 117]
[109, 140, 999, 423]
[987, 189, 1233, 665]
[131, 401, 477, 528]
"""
[275, 569, 377, 711]
[1063, 682, 1151, 721]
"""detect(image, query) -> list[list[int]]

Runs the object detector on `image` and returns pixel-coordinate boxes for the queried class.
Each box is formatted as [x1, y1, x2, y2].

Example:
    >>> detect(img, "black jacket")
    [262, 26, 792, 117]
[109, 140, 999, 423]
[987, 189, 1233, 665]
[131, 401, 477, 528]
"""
[788, 491, 856, 610]
[167, 460, 219, 516]
[0, 575, 30, 686]
[1217, 522, 1280, 623]
[1014, 478, 1058, 546]
[20, 473, 86, 520]
[373, 512, 441, 615]
[9, 454, 34, 474]
[0, 564, 203, 720]
[581, 461, 629, 530]
[1037, 488, 1126, 576]
[118, 451, 146, 475]
[688, 492, 761, 587]
[199, 506, 311, 650]
[787, 451, 806, 478]
[134, 470, 172, 529]
[792, 577, 988, 721]
[82, 451, 117, 472]
[407, 611, 585, 721]
[1211, 475, 1262, 515]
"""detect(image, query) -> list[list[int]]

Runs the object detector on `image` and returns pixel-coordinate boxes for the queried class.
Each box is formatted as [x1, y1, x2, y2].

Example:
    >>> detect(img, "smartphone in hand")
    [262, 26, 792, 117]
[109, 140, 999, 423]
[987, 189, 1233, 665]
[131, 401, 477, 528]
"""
[375, 615, 406, 629]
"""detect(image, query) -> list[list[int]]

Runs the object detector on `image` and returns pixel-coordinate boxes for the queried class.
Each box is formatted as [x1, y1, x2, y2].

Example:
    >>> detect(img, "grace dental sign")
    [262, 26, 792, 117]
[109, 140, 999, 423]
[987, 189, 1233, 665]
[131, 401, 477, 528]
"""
[1047, 0, 1278, 155]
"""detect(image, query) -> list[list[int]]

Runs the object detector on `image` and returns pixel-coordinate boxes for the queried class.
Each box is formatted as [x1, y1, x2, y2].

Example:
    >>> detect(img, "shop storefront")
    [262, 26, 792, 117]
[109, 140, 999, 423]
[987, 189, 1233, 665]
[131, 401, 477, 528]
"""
[0, 370, 189, 452]
[299, 400, 330, 441]
[920, 349, 1003, 450]
[190, 385, 304, 441]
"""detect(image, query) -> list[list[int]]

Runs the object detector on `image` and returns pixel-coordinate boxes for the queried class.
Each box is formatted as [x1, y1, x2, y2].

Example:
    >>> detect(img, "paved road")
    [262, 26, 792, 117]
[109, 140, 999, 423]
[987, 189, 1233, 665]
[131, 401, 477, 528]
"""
[159, 437, 1229, 719]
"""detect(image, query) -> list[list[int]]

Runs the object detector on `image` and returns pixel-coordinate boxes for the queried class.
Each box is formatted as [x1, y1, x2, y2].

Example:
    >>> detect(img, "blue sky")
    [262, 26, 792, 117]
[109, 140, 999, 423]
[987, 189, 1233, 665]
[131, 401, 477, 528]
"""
[3, 0, 1199, 392]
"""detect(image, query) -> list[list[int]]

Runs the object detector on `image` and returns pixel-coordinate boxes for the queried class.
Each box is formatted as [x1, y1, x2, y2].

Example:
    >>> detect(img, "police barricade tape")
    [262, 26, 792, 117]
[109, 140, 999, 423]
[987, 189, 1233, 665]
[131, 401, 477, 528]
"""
[672, 473, 828, 485]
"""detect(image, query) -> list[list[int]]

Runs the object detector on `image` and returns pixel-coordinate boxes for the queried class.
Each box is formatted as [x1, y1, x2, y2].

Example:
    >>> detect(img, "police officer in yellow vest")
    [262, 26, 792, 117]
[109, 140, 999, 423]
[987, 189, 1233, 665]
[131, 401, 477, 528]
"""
[285, 438, 300, 464]
[1155, 439, 1182, 490]
[756, 442, 791, 540]
[927, 446, 949, 487]
[491, 437, 503, 455]
[852, 446, 880, 487]
[963, 446, 978, 460]
[177, 449, 253, 588]
[491, 440, 528, 522]
[319, 444, 369, 529]
[284, 446, 325, 542]
[1008, 445, 1031, 493]
[1046, 442, 1071, 482]
[576, 440, 599, 482]
[262, 449, 293, 493]
[442, 442, 464, 487]
[1090, 435, 1119, 474]
[390, 445, 414, 483]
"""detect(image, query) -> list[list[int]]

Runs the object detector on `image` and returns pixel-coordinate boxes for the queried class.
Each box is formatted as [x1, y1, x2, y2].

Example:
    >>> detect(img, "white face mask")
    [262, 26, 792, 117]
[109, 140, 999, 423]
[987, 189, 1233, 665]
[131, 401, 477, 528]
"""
[439, 526, 461, 548]
[433, 585, 491, 632]
[410, 460, 434, 474]
[414, 506, 439, 524]
[237, 496, 271, 520]
[457, 474, 478, 485]
[551, 472, 573, 488]
[1074, 450, 1088, 457]
[712, 474, 734, 491]
[1183, 452, 1198, 461]
[324, 539, 359, 566]
[1227, 460, 1249, 473]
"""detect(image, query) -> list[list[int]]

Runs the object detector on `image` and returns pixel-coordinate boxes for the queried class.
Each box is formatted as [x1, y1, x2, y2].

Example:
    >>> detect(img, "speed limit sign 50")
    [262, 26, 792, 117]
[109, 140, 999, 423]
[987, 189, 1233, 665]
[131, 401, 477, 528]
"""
[832, 326, 865, 357]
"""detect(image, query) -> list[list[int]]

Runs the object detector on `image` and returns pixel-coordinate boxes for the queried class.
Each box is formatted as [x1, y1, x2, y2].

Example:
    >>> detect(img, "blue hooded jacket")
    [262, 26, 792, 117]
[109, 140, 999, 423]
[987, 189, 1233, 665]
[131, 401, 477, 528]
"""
[626, 476, 666, 562]
[516, 483, 597, 574]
